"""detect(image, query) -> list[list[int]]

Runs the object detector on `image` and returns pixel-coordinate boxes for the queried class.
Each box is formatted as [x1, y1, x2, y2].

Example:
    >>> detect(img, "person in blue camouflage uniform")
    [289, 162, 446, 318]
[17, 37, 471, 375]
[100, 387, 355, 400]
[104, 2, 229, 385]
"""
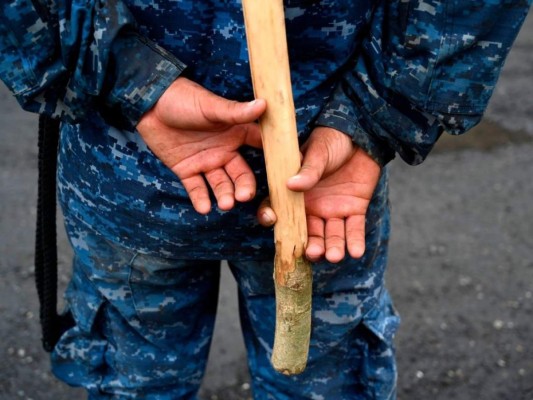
[1, 0, 531, 398]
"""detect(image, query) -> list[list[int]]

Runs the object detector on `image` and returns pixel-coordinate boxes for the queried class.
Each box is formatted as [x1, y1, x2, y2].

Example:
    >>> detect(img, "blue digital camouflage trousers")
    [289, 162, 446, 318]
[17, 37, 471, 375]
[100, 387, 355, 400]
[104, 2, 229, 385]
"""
[51, 205, 399, 400]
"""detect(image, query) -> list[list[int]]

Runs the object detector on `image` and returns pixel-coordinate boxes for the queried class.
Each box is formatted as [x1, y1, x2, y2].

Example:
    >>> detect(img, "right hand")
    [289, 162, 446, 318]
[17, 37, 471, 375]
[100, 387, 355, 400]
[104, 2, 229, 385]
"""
[257, 127, 381, 263]
[136, 77, 266, 214]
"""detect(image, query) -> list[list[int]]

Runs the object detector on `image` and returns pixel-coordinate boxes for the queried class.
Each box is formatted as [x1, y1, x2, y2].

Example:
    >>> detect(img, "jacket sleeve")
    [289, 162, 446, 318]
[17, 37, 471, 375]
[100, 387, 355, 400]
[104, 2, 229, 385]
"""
[315, 0, 532, 166]
[0, 0, 186, 129]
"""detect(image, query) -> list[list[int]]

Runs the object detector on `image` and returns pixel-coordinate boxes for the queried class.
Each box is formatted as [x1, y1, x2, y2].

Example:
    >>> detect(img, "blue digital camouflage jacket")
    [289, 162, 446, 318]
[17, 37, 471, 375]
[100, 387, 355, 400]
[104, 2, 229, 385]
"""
[0, 0, 531, 258]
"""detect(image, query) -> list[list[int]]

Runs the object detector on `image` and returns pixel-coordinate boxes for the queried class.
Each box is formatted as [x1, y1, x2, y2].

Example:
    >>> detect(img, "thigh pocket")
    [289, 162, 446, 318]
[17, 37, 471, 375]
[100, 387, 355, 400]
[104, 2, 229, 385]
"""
[52, 266, 107, 387]
[360, 291, 400, 399]
[64, 273, 106, 334]
[362, 293, 400, 347]
[128, 255, 186, 327]
[128, 256, 219, 332]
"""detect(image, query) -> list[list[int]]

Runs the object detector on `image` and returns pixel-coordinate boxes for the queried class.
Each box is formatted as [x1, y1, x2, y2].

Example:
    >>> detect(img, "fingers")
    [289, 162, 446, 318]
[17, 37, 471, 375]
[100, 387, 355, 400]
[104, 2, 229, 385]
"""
[224, 155, 257, 203]
[259, 202, 366, 263]
[306, 216, 325, 262]
[181, 163, 256, 214]
[204, 168, 235, 211]
[203, 153, 257, 211]
[325, 218, 345, 263]
[180, 175, 211, 215]
[306, 215, 366, 263]
[257, 197, 277, 227]
[345, 215, 366, 259]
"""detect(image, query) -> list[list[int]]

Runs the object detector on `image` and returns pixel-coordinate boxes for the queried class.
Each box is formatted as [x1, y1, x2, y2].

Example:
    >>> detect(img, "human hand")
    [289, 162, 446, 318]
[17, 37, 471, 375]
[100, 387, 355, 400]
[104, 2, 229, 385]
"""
[257, 127, 381, 263]
[136, 77, 266, 214]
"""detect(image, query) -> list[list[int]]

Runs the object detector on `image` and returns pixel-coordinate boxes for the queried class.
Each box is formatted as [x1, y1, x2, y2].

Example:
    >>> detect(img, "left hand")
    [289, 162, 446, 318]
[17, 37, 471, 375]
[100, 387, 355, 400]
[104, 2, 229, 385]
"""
[257, 127, 381, 263]
[136, 77, 266, 214]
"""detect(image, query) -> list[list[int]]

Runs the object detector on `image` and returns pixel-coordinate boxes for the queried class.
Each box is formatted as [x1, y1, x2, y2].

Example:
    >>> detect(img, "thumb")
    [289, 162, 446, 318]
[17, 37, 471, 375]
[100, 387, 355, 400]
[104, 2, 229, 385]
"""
[287, 143, 328, 192]
[157, 78, 266, 130]
[202, 94, 266, 127]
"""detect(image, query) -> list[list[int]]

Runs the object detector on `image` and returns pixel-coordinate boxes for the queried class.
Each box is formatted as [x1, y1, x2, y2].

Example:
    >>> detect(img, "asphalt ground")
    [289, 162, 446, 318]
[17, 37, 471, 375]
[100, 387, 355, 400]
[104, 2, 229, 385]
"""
[0, 10, 532, 400]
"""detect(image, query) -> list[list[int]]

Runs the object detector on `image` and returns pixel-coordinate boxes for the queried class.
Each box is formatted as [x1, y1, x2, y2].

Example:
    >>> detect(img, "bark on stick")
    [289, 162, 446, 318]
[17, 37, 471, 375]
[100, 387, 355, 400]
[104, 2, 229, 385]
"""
[242, 0, 312, 375]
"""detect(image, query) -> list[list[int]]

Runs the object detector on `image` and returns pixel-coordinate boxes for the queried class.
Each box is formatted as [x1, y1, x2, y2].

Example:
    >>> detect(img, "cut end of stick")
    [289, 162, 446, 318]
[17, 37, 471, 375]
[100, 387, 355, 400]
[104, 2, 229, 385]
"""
[271, 257, 312, 375]
[274, 364, 307, 376]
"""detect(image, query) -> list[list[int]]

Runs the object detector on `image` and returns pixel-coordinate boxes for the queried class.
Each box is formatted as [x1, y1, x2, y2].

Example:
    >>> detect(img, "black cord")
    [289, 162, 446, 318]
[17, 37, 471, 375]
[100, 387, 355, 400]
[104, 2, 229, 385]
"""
[35, 115, 74, 352]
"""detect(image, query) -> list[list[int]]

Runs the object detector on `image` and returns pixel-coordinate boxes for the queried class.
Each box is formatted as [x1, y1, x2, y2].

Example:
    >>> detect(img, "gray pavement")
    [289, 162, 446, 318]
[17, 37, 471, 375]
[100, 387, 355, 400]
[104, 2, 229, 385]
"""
[1, 10, 532, 400]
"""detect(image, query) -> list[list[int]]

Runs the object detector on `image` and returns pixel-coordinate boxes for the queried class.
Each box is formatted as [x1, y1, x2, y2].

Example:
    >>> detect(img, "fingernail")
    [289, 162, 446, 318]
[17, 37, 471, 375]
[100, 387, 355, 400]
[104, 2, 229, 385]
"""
[326, 248, 343, 263]
[287, 175, 301, 184]
[261, 211, 274, 225]
[239, 189, 254, 202]
[306, 244, 323, 257]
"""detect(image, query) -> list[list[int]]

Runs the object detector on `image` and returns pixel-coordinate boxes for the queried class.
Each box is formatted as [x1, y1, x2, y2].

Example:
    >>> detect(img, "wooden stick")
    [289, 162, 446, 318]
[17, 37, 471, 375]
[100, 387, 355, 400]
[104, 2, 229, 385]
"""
[242, 0, 312, 375]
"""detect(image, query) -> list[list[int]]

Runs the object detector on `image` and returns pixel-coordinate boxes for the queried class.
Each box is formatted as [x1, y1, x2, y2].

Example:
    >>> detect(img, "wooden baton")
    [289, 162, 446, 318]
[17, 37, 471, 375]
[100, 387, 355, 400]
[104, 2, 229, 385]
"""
[242, 0, 312, 375]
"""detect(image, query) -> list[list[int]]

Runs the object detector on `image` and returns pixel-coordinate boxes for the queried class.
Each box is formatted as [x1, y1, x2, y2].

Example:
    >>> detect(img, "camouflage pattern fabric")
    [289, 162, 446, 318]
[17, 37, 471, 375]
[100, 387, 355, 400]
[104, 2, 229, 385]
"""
[53, 172, 398, 399]
[317, 0, 533, 165]
[0, 0, 531, 398]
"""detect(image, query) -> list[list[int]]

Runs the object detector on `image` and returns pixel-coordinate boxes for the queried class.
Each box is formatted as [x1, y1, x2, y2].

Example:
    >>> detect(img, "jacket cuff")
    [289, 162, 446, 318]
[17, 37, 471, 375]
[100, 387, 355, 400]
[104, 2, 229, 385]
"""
[315, 102, 396, 167]
[101, 30, 187, 130]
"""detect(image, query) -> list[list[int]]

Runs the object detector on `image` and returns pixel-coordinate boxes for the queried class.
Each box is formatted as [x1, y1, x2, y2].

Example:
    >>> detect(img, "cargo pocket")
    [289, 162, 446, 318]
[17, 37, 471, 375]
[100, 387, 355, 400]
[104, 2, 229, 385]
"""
[51, 265, 108, 388]
[128, 254, 187, 327]
[359, 290, 401, 399]
[128, 256, 220, 344]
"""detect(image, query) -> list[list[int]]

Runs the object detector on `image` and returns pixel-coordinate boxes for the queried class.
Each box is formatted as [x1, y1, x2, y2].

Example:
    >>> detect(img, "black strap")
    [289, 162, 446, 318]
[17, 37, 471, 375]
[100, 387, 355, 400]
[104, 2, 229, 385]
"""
[35, 115, 74, 352]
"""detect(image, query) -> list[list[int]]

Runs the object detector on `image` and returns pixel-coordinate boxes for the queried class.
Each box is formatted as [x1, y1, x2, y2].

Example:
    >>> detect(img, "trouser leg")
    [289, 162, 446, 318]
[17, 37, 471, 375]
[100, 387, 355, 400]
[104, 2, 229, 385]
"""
[229, 198, 399, 399]
[51, 224, 220, 399]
